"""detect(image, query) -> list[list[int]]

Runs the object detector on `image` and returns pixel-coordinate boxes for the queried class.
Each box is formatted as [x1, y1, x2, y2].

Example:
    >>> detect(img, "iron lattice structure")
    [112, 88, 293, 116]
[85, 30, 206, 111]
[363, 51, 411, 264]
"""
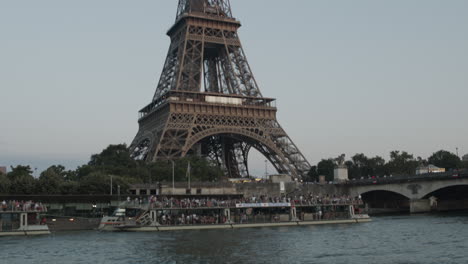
[130, 0, 311, 179]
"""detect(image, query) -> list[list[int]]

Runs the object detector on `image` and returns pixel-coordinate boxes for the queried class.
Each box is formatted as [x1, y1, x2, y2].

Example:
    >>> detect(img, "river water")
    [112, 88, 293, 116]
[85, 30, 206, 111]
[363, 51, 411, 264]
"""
[1, 214, 468, 264]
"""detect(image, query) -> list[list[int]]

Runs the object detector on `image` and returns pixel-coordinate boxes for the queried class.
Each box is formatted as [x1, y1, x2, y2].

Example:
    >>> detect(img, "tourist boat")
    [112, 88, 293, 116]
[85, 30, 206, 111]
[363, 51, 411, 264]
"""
[0, 210, 50, 236]
[98, 207, 146, 231]
[98, 201, 371, 232]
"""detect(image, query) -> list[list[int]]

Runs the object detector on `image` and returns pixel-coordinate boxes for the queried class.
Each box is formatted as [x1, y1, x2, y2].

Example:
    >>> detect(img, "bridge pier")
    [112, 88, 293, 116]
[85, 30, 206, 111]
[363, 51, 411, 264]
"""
[410, 199, 431, 213]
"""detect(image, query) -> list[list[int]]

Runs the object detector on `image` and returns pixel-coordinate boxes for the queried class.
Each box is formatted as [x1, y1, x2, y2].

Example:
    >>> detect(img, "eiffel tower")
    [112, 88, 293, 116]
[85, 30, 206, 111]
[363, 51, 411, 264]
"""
[130, 0, 311, 179]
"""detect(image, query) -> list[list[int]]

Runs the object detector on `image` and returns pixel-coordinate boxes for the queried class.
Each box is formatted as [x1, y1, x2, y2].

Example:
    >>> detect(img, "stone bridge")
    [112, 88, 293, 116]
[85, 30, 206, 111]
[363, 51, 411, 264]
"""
[347, 173, 468, 213]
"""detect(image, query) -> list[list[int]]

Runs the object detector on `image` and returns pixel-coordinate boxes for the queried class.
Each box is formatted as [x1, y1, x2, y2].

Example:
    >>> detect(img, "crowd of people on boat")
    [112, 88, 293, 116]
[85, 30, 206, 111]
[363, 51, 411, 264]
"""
[153, 198, 355, 226]
[159, 213, 224, 226]
[289, 193, 363, 206]
[1, 200, 47, 212]
[123, 194, 363, 209]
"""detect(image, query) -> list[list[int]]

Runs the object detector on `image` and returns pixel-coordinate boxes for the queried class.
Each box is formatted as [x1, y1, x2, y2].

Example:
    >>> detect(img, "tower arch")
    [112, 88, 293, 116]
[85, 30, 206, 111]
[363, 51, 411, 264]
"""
[182, 127, 295, 177]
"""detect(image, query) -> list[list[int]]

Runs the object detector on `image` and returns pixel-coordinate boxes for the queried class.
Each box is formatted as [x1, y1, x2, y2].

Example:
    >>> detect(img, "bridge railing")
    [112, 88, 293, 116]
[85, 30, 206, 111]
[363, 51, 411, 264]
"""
[336, 169, 468, 186]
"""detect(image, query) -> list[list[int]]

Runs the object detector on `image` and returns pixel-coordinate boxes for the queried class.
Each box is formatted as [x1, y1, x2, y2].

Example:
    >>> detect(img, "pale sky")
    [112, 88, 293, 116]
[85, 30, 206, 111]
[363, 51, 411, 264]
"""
[1, 0, 467, 176]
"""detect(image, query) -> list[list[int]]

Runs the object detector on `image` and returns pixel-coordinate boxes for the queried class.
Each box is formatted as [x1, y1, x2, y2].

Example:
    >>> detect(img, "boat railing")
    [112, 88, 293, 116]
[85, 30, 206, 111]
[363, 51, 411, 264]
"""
[154, 208, 354, 227]
[116, 198, 363, 210]
[1, 207, 47, 213]
[0, 209, 47, 214]
[145, 201, 362, 210]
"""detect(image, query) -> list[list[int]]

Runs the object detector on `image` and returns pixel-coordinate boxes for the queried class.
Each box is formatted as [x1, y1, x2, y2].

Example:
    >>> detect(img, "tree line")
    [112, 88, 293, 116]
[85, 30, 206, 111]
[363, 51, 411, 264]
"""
[1, 146, 466, 195]
[306, 150, 468, 182]
[0, 144, 224, 195]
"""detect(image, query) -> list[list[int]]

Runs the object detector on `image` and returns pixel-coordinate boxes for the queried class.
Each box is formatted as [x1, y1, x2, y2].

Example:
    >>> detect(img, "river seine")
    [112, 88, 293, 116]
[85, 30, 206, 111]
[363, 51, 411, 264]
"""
[1, 214, 468, 264]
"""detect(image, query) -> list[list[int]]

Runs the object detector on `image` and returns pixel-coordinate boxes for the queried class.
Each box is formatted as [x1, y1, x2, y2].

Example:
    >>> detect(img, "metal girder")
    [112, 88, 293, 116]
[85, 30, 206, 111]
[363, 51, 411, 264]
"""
[177, 0, 233, 20]
[153, 5, 261, 99]
[131, 1, 311, 179]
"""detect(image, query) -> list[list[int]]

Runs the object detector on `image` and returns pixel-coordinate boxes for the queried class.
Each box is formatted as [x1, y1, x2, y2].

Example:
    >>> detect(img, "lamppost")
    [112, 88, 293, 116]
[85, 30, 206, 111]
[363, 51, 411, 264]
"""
[117, 185, 121, 203]
[171, 160, 175, 194]
[187, 161, 191, 190]
[110, 175, 113, 196]
[148, 168, 153, 188]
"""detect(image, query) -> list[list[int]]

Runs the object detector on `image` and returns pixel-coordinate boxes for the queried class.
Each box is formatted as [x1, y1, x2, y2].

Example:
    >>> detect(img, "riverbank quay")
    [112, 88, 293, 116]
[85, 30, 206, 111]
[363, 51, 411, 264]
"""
[3, 169, 468, 223]
[0, 181, 348, 218]
[0, 194, 245, 218]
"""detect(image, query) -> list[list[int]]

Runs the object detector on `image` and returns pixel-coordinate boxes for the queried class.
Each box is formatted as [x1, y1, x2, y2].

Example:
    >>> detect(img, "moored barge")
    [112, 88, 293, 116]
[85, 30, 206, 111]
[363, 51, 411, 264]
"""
[0, 210, 50, 236]
[99, 198, 370, 232]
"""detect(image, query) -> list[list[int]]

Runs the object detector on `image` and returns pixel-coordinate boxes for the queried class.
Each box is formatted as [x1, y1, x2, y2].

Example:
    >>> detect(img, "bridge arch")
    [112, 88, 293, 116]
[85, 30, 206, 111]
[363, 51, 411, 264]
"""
[419, 183, 468, 212]
[359, 190, 411, 214]
[360, 189, 411, 200]
[419, 182, 468, 199]
[347, 177, 468, 213]
[349, 184, 414, 200]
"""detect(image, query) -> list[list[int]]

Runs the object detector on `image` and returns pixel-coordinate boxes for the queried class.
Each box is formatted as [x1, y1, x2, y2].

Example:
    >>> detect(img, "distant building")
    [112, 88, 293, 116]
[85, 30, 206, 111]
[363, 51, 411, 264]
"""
[416, 165, 445, 175]
[463, 154, 468, 162]
[0, 166, 6, 175]
[269, 174, 293, 183]
[128, 183, 240, 196]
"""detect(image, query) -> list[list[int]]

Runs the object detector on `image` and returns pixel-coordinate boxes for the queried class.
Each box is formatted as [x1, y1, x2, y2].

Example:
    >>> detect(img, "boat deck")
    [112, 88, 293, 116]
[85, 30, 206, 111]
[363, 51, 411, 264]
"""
[117, 218, 372, 232]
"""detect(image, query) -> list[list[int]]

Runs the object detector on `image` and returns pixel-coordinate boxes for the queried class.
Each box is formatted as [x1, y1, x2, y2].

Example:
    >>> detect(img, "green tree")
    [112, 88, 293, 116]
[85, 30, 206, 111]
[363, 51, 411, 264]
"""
[346, 154, 386, 179]
[317, 159, 334, 182]
[7, 165, 37, 194]
[143, 156, 224, 183]
[367, 156, 386, 176]
[0, 173, 11, 194]
[7, 165, 33, 180]
[345, 161, 358, 179]
[351, 153, 368, 178]
[60, 181, 80, 195]
[78, 172, 111, 195]
[147, 161, 173, 183]
[78, 144, 147, 183]
[307, 166, 319, 182]
[75, 164, 95, 180]
[416, 156, 428, 166]
[37, 166, 65, 194]
[385, 151, 418, 175]
[188, 156, 224, 182]
[427, 150, 461, 171]
[88, 144, 139, 177]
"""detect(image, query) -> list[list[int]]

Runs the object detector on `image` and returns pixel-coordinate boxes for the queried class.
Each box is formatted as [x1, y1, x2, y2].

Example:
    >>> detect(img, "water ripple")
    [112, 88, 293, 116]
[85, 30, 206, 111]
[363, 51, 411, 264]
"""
[1, 214, 468, 264]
